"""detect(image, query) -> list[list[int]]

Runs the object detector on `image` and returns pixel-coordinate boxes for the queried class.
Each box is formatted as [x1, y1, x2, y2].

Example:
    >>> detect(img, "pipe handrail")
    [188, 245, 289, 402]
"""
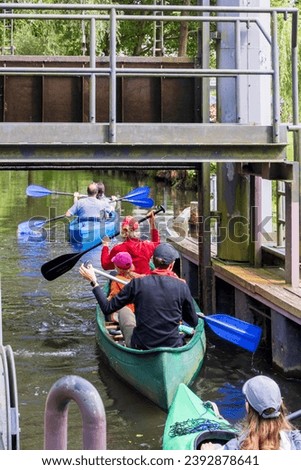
[0, 3, 298, 14]
[44, 375, 106, 450]
[0, 3, 298, 146]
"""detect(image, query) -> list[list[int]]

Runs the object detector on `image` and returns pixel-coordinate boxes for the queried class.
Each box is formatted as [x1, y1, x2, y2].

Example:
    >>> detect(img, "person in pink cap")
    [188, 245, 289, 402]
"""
[106, 251, 141, 322]
[80, 243, 198, 350]
[100, 210, 160, 275]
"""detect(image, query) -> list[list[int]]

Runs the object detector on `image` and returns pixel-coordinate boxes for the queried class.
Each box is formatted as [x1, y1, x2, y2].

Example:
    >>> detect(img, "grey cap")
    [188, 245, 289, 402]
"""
[242, 375, 282, 419]
[153, 243, 179, 265]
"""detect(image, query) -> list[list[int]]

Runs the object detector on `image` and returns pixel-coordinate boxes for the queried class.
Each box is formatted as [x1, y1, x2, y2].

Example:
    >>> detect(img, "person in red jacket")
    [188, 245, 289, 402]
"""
[100, 210, 160, 275]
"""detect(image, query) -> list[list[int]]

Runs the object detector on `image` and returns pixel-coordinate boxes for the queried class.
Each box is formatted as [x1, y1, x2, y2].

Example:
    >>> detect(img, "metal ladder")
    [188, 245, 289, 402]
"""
[1, 5, 14, 55]
[152, 0, 165, 56]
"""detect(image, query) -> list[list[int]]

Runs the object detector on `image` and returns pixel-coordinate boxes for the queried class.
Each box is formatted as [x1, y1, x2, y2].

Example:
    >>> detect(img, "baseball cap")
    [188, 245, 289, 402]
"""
[121, 216, 139, 231]
[153, 243, 179, 265]
[111, 252, 133, 270]
[242, 375, 282, 419]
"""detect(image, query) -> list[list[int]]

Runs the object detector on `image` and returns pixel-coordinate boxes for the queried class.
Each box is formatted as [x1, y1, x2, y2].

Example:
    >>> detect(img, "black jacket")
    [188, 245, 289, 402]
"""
[93, 274, 198, 350]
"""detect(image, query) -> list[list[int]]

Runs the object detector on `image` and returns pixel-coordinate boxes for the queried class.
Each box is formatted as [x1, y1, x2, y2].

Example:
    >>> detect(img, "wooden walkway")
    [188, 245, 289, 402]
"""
[170, 235, 301, 325]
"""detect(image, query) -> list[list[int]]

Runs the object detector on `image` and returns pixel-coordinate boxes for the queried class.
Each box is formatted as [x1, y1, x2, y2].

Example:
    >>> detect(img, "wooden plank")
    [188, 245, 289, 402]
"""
[244, 266, 285, 284]
[213, 262, 260, 293]
[284, 286, 301, 299]
[213, 260, 301, 320]
[213, 261, 285, 286]
[254, 284, 301, 319]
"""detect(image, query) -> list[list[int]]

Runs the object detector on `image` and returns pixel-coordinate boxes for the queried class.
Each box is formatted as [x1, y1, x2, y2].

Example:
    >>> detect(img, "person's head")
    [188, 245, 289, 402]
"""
[240, 375, 292, 450]
[121, 216, 139, 239]
[96, 182, 105, 199]
[87, 182, 99, 197]
[112, 251, 133, 272]
[243, 375, 282, 419]
[153, 243, 179, 269]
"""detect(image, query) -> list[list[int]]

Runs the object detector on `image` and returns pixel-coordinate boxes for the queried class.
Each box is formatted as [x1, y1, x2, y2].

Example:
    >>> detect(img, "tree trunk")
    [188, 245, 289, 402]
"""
[178, 0, 190, 56]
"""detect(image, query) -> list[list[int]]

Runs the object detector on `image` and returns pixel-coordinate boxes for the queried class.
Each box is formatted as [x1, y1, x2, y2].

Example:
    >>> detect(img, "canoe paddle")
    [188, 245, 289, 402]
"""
[84, 266, 262, 353]
[26, 184, 74, 197]
[121, 197, 154, 208]
[87, 266, 128, 284]
[26, 184, 150, 201]
[287, 409, 301, 421]
[17, 214, 67, 235]
[198, 312, 262, 353]
[41, 205, 165, 281]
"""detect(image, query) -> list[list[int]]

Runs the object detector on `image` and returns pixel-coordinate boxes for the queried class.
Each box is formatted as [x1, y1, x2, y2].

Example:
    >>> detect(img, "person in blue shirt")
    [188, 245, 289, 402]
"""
[66, 182, 115, 219]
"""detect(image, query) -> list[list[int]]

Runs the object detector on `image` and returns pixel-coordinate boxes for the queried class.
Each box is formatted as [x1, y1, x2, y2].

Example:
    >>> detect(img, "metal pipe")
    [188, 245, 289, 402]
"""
[235, 19, 241, 123]
[0, 12, 284, 25]
[0, 3, 297, 14]
[0, 274, 2, 345]
[254, 19, 271, 45]
[288, 125, 301, 132]
[291, 11, 300, 166]
[0, 67, 273, 77]
[271, 11, 280, 143]
[109, 8, 117, 143]
[44, 375, 106, 450]
[89, 17, 96, 123]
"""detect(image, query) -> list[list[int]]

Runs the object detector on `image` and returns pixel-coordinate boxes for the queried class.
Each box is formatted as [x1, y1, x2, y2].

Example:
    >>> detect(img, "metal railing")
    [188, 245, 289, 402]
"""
[0, 3, 299, 144]
[44, 375, 106, 450]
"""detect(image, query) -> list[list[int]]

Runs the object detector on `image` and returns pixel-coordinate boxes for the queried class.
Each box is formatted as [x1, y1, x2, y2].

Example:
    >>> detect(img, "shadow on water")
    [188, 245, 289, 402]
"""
[0, 169, 300, 449]
[95, 344, 166, 450]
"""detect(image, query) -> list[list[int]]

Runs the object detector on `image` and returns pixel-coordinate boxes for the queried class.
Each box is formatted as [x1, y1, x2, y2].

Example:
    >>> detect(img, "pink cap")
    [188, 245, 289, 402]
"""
[112, 252, 133, 270]
[121, 216, 139, 231]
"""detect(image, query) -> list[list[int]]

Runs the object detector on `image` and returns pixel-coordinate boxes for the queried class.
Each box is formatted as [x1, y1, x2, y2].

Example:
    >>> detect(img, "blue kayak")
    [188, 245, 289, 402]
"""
[68, 213, 119, 248]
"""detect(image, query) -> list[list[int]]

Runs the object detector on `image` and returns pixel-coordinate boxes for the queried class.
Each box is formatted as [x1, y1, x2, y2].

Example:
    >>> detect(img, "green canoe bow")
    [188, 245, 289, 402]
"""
[163, 383, 238, 450]
[95, 303, 206, 411]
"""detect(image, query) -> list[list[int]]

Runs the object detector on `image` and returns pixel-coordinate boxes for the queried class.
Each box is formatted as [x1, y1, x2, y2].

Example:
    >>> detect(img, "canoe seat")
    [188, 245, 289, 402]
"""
[111, 334, 124, 341]
[105, 322, 125, 343]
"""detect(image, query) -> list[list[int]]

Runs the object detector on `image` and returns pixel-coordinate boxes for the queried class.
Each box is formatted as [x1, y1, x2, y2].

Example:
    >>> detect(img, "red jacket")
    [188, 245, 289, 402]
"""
[101, 228, 160, 274]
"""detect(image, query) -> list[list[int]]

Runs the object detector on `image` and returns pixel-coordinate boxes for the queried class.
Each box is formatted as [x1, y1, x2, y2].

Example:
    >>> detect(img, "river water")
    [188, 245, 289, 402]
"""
[0, 169, 300, 450]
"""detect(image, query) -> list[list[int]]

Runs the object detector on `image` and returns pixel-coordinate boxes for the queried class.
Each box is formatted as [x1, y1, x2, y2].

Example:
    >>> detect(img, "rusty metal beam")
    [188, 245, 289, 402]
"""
[239, 162, 296, 181]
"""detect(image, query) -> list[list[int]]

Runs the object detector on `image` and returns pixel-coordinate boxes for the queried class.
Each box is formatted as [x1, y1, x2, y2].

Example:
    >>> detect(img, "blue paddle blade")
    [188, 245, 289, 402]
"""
[204, 314, 262, 353]
[124, 197, 154, 208]
[26, 184, 53, 197]
[17, 218, 48, 234]
[122, 186, 150, 200]
[17, 215, 66, 235]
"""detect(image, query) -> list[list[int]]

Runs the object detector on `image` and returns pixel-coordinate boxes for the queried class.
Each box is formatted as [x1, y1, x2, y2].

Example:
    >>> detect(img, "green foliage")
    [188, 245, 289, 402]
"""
[2, 1, 300, 120]
[2, 0, 201, 57]
[10, 0, 112, 56]
[271, 0, 301, 121]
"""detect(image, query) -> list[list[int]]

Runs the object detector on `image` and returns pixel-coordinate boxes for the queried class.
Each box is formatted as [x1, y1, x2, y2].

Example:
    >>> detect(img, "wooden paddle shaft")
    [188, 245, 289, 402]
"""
[92, 268, 128, 285]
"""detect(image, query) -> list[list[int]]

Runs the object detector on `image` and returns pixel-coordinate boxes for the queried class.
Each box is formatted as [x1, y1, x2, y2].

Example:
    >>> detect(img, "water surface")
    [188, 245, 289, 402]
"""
[0, 169, 300, 450]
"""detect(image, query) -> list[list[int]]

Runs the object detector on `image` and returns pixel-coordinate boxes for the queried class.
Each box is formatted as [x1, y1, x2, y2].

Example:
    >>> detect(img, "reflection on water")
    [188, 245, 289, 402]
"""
[0, 169, 300, 450]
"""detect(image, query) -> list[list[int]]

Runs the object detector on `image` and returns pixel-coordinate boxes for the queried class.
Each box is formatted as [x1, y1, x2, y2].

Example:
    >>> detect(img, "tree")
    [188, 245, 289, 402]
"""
[271, 0, 301, 120]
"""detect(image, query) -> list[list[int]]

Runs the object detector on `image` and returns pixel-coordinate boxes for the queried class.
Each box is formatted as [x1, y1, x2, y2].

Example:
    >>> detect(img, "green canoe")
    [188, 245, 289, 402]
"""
[163, 383, 238, 450]
[95, 304, 206, 411]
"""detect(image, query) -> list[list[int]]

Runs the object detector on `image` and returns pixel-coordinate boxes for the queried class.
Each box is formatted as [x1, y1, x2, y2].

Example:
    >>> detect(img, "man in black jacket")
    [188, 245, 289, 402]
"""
[79, 243, 199, 350]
